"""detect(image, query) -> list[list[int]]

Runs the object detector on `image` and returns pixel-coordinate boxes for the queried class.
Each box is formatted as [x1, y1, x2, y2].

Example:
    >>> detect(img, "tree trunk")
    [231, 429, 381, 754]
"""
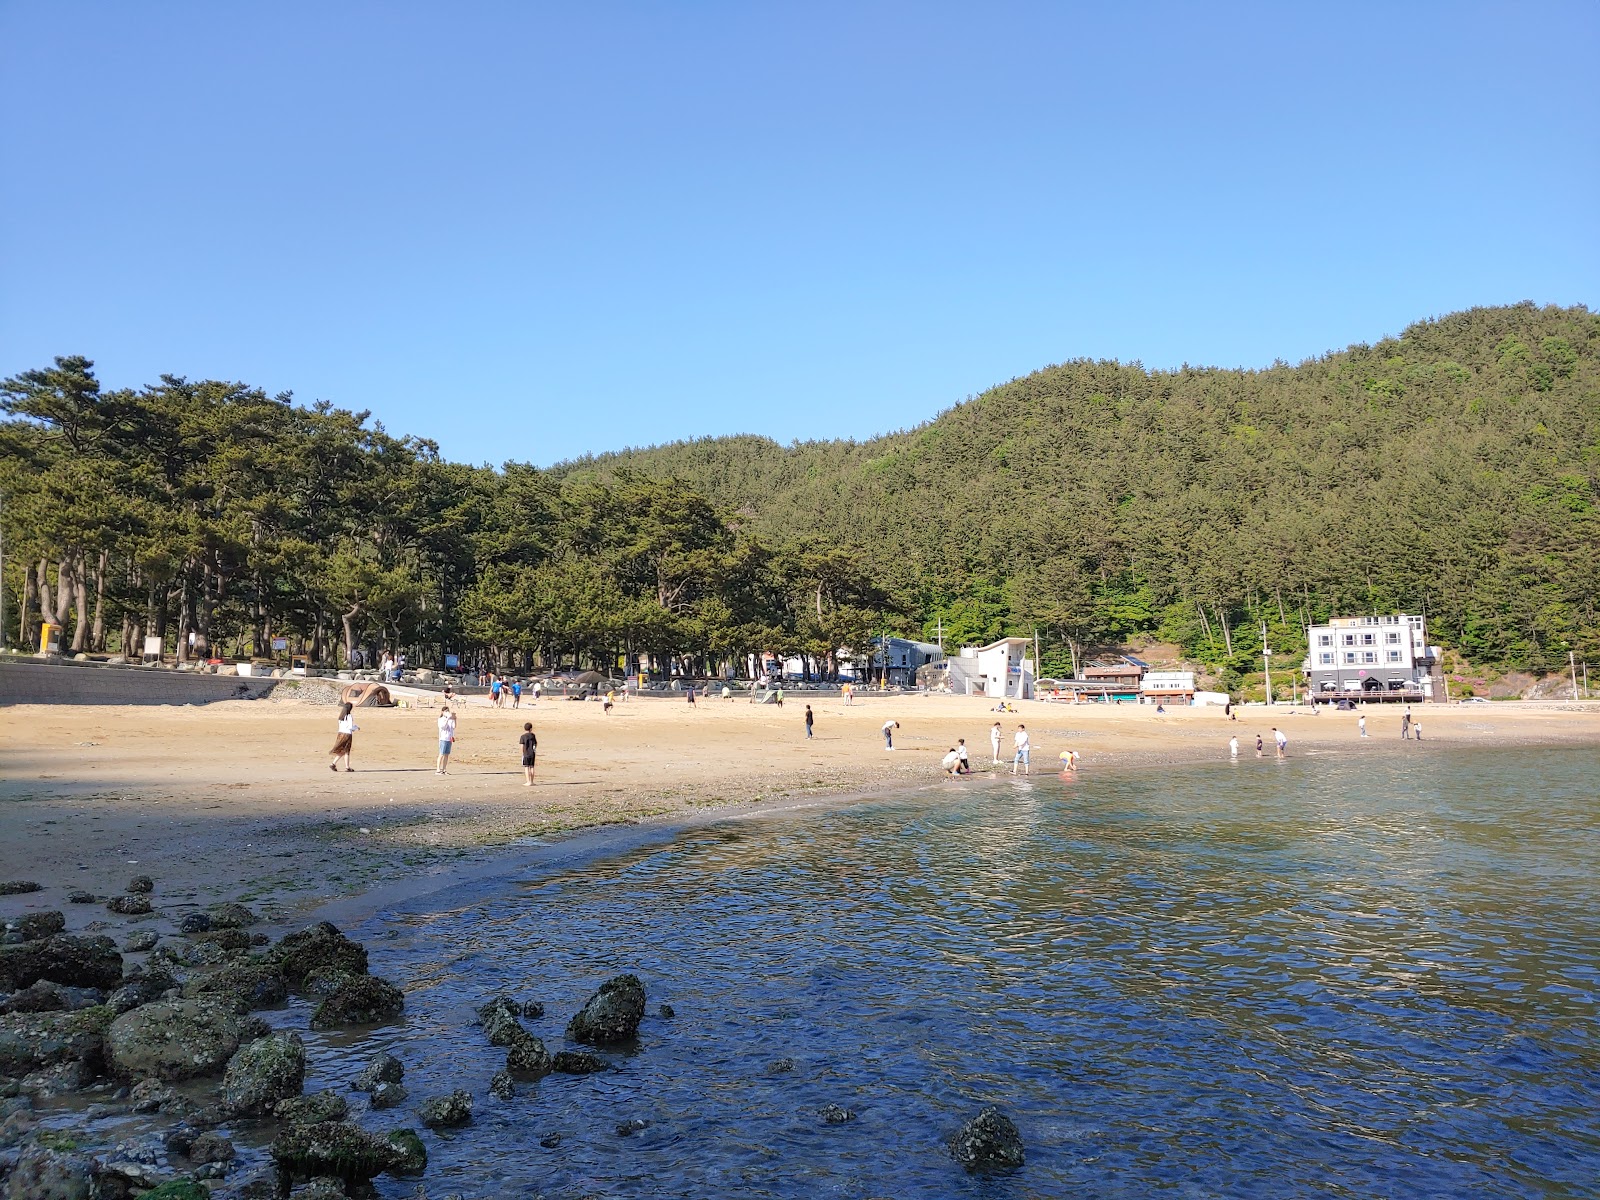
[175, 572, 195, 663]
[71, 553, 91, 652]
[1217, 606, 1233, 657]
[90, 550, 108, 652]
[195, 562, 215, 660]
[36, 558, 53, 630]
[52, 556, 75, 628]
[19, 560, 36, 647]
[341, 605, 361, 668]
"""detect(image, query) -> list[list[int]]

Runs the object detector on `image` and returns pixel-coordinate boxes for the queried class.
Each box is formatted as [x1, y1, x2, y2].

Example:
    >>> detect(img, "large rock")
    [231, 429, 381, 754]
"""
[948, 1106, 1025, 1171]
[108, 967, 178, 1015]
[268, 922, 368, 988]
[0, 981, 104, 1015]
[106, 895, 153, 916]
[0, 934, 123, 992]
[3, 1143, 95, 1200]
[183, 957, 288, 1012]
[0, 1006, 113, 1076]
[105, 998, 247, 1080]
[270, 1120, 408, 1191]
[385, 1128, 427, 1174]
[352, 1051, 404, 1091]
[309, 974, 404, 1029]
[274, 1089, 349, 1125]
[1, 911, 66, 944]
[565, 973, 646, 1045]
[222, 1031, 306, 1115]
[0, 882, 42, 896]
[418, 1089, 473, 1129]
[504, 1029, 551, 1078]
[207, 903, 258, 929]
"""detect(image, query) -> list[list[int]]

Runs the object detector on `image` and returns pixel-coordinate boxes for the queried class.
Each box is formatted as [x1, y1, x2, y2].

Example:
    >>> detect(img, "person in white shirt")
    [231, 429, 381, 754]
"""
[1229, 735, 1239, 759]
[882, 720, 899, 750]
[329, 702, 358, 773]
[436, 707, 458, 775]
[941, 748, 961, 775]
[1012, 725, 1031, 775]
[990, 722, 1002, 765]
[956, 739, 970, 774]
[1273, 727, 1288, 758]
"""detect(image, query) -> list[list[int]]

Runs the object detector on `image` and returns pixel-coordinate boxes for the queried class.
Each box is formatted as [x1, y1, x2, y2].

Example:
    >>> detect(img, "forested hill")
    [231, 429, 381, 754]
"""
[555, 302, 1600, 672]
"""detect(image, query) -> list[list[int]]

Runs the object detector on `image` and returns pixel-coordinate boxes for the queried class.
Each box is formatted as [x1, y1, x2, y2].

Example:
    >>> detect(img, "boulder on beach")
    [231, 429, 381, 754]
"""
[65, 891, 96, 905]
[109, 967, 178, 1015]
[309, 973, 404, 1029]
[269, 921, 369, 988]
[177, 913, 211, 935]
[476, 994, 522, 1041]
[126, 876, 154, 895]
[385, 1128, 428, 1174]
[0, 934, 123, 992]
[191, 928, 252, 953]
[352, 1051, 404, 1091]
[123, 930, 159, 954]
[948, 1105, 1025, 1172]
[369, 1079, 408, 1109]
[207, 902, 259, 929]
[0, 881, 42, 896]
[0, 1006, 113, 1077]
[105, 997, 247, 1080]
[0, 980, 104, 1015]
[488, 1070, 515, 1099]
[2, 911, 66, 945]
[565, 973, 646, 1045]
[503, 1029, 551, 1078]
[222, 1031, 306, 1115]
[550, 1049, 607, 1075]
[4, 1142, 95, 1200]
[106, 895, 153, 916]
[187, 1130, 236, 1164]
[418, 1089, 473, 1129]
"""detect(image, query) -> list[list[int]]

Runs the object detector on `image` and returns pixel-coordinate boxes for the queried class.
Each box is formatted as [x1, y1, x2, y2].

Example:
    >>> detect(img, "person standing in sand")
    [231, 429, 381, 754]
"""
[686, 684, 697, 707]
[519, 722, 537, 786]
[511, 680, 522, 708]
[436, 707, 457, 775]
[1358, 714, 1368, 738]
[329, 703, 358, 772]
[990, 721, 1002, 765]
[804, 704, 814, 739]
[1255, 733, 1264, 757]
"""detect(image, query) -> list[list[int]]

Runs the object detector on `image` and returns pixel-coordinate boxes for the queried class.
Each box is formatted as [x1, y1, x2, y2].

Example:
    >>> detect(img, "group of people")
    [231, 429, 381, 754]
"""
[488, 676, 535, 708]
[328, 701, 538, 785]
[1228, 728, 1290, 759]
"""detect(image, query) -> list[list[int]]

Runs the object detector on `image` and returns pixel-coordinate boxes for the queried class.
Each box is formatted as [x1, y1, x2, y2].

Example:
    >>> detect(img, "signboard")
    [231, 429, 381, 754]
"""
[142, 635, 163, 659]
[444, 654, 460, 669]
[271, 637, 289, 651]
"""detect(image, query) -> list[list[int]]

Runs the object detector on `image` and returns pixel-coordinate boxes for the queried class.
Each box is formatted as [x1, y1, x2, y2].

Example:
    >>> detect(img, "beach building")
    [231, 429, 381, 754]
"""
[945, 637, 1035, 699]
[867, 636, 943, 686]
[1303, 613, 1441, 700]
[1140, 670, 1196, 704]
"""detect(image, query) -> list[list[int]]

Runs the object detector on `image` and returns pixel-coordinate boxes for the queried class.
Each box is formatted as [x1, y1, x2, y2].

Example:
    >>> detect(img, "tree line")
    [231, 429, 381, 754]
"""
[3, 302, 1596, 687]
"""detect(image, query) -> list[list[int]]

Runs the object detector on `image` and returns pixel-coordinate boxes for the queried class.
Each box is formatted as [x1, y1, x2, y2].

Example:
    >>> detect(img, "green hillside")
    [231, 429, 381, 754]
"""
[555, 302, 1600, 677]
[3, 302, 1596, 682]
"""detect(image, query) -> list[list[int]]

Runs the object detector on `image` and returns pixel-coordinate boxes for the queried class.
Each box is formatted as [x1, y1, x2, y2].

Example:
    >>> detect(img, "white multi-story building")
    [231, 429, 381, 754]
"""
[1303, 613, 1440, 700]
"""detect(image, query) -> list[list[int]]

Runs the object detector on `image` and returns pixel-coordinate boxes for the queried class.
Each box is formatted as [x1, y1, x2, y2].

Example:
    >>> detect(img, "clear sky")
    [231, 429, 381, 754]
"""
[2, 2, 1595, 467]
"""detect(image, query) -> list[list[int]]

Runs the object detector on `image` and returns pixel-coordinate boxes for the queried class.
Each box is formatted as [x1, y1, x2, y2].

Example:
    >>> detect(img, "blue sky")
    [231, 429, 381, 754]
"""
[2, 2, 1595, 467]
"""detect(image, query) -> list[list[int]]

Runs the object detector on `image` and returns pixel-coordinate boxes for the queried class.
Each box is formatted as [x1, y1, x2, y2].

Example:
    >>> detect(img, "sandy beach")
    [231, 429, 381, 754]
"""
[2, 691, 1596, 931]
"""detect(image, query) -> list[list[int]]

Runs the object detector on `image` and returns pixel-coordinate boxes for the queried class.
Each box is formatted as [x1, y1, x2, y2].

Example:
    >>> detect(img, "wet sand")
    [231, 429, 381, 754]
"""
[1, 692, 1594, 932]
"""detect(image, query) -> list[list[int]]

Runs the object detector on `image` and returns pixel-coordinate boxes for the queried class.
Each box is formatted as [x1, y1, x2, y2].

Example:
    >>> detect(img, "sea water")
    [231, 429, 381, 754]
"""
[310, 746, 1599, 1197]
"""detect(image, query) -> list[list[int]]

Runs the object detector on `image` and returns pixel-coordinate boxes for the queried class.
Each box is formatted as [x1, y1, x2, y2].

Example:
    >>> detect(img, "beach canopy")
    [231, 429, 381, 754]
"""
[571, 671, 605, 685]
[341, 682, 393, 707]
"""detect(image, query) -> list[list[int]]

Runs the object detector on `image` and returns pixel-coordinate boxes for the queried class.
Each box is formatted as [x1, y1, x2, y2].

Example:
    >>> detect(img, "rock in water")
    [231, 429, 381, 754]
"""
[223, 1031, 306, 1115]
[105, 998, 247, 1080]
[123, 930, 159, 954]
[948, 1106, 1025, 1172]
[2, 911, 66, 944]
[385, 1128, 428, 1174]
[0, 881, 42, 896]
[271, 1120, 407, 1190]
[309, 974, 404, 1029]
[352, 1051, 405, 1090]
[0, 934, 123, 992]
[126, 876, 154, 895]
[5, 1143, 95, 1199]
[177, 913, 211, 935]
[107, 895, 153, 915]
[187, 1131, 236, 1164]
[503, 1028, 552, 1077]
[488, 1071, 515, 1100]
[565, 973, 646, 1045]
[550, 1049, 608, 1075]
[274, 1089, 350, 1125]
[820, 1103, 855, 1124]
[183, 957, 288, 1012]
[369, 1080, 408, 1109]
[0, 1007, 114, 1077]
[269, 921, 369, 988]
[418, 1089, 473, 1129]
[207, 902, 259, 929]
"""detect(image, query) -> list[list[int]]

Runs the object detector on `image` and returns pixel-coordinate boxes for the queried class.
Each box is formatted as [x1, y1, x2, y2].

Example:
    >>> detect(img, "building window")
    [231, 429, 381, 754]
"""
[1386, 632, 1399, 644]
[1345, 652, 1357, 664]
[1319, 635, 1331, 647]
[1387, 650, 1401, 662]
[1364, 652, 1376, 663]
[1320, 652, 1333, 664]
[1343, 635, 1354, 646]
[1362, 633, 1374, 645]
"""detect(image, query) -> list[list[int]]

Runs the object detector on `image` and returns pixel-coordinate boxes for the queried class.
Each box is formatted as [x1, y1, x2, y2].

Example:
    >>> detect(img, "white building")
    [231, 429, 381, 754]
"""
[947, 637, 1034, 699]
[1303, 613, 1439, 699]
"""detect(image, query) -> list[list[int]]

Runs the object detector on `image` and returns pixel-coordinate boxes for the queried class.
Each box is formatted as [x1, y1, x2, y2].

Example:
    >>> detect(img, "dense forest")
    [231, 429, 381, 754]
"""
[2, 303, 1596, 687]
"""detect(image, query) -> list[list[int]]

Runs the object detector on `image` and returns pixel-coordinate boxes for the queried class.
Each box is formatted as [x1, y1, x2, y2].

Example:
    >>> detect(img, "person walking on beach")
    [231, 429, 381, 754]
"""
[686, 684, 697, 707]
[531, 679, 541, 704]
[519, 722, 537, 786]
[1273, 727, 1287, 758]
[1012, 725, 1031, 775]
[990, 721, 1003, 765]
[843, 682, 853, 706]
[329, 703, 358, 772]
[511, 680, 522, 708]
[957, 738, 971, 773]
[490, 677, 502, 708]
[804, 704, 814, 739]
[1229, 735, 1239, 759]
[1358, 714, 1368, 738]
[603, 690, 614, 714]
[436, 707, 457, 775]
[883, 720, 899, 750]
[1413, 717, 1423, 741]
[1401, 710, 1412, 739]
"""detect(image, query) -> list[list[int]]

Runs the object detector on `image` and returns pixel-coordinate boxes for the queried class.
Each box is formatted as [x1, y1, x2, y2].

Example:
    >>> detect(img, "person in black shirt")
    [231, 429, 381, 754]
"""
[519, 723, 537, 786]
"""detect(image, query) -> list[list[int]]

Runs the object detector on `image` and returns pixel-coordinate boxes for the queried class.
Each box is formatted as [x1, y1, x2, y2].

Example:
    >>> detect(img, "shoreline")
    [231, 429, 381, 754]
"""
[2, 694, 1596, 941]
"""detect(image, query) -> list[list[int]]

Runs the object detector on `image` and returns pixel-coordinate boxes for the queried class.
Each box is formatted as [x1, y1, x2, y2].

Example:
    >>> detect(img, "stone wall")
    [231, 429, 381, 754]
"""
[0, 658, 283, 706]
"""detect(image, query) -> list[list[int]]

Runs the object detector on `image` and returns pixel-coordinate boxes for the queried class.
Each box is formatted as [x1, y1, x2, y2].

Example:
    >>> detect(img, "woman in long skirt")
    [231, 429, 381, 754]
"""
[330, 702, 358, 772]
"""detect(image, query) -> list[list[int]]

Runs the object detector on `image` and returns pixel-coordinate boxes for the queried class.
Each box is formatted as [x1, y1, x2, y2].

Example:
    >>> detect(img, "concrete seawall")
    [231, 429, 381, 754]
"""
[0, 658, 284, 706]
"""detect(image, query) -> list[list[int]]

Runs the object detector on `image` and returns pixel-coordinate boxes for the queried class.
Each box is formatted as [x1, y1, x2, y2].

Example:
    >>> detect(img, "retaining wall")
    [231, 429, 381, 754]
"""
[0, 657, 283, 706]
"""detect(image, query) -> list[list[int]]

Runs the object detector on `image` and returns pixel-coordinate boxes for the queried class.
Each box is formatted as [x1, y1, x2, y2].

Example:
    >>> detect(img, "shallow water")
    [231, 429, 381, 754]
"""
[306, 744, 1599, 1198]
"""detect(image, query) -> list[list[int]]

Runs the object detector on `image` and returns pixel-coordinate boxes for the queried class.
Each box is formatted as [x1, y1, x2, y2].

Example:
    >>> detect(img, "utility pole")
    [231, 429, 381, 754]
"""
[0, 491, 6, 652]
[1262, 620, 1273, 705]
[1571, 650, 1581, 701]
